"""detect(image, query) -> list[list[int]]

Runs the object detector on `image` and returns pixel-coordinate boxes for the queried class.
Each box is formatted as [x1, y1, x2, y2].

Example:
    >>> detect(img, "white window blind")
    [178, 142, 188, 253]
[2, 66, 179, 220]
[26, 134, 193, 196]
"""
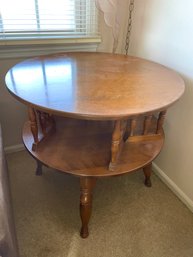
[0, 0, 99, 40]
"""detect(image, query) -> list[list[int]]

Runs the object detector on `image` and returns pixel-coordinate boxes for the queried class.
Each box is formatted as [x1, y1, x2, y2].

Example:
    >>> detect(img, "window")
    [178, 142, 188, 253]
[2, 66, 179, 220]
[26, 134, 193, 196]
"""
[0, 0, 99, 40]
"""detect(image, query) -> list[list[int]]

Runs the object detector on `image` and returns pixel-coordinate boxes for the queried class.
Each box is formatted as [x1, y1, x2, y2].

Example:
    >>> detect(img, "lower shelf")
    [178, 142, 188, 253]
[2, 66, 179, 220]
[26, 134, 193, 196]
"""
[22, 117, 164, 177]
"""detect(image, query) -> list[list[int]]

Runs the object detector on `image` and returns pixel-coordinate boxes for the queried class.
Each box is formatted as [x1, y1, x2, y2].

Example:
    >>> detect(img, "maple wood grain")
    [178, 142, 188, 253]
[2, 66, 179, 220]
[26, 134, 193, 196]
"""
[5, 52, 184, 120]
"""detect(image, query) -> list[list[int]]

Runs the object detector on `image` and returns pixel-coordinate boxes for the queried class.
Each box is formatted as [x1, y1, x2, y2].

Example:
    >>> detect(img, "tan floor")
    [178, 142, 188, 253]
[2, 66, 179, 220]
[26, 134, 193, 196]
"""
[6, 150, 193, 257]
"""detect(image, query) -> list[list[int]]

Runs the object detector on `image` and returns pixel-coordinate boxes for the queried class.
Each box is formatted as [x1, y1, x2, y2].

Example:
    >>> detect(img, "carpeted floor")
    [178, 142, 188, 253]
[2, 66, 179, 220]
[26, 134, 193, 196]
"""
[6, 150, 193, 257]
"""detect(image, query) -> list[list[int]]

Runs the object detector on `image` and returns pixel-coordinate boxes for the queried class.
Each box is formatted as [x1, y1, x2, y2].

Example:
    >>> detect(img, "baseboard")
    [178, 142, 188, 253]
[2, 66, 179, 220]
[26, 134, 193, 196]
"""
[153, 162, 193, 213]
[4, 144, 25, 154]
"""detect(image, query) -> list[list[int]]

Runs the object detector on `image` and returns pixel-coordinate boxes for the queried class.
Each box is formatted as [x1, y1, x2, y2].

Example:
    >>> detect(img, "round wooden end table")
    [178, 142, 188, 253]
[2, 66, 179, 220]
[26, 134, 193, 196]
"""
[5, 52, 184, 238]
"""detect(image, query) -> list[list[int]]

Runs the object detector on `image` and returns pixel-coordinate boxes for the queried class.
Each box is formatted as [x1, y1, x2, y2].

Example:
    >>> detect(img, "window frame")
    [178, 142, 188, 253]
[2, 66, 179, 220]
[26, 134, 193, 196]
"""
[0, 0, 100, 43]
[0, 0, 101, 59]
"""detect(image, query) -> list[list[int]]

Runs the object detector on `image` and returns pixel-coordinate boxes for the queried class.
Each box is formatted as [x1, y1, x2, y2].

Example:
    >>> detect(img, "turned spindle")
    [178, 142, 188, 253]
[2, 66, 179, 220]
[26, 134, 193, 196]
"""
[121, 120, 127, 135]
[156, 110, 167, 134]
[143, 115, 153, 135]
[130, 118, 137, 136]
[50, 114, 56, 132]
[28, 107, 39, 151]
[37, 111, 47, 136]
[109, 120, 122, 171]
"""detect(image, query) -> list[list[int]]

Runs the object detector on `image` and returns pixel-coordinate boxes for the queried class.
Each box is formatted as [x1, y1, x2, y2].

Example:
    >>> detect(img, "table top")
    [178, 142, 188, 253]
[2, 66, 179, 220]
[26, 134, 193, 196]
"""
[5, 52, 185, 120]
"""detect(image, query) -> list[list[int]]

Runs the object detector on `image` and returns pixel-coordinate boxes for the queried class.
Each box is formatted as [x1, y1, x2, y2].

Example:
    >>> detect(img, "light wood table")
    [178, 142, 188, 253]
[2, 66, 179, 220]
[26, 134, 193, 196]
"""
[5, 52, 184, 238]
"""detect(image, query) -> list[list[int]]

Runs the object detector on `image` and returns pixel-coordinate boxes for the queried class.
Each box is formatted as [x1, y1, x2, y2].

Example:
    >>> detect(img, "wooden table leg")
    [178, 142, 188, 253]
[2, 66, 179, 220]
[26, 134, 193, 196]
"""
[37, 111, 47, 136]
[143, 163, 152, 187]
[109, 120, 127, 171]
[80, 177, 97, 238]
[28, 107, 39, 151]
[36, 160, 43, 176]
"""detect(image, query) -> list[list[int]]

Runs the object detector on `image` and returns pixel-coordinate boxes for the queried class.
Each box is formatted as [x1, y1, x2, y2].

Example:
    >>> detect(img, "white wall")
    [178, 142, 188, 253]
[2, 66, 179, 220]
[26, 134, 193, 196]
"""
[130, 0, 193, 206]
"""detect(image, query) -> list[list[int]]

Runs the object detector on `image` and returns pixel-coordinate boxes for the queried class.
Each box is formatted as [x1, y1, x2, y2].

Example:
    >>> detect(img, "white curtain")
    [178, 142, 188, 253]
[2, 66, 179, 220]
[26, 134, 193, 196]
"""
[95, 0, 123, 52]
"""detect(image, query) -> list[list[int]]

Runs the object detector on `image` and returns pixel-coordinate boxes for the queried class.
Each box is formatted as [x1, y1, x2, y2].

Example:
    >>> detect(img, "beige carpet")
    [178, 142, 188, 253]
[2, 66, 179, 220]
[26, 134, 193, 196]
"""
[6, 150, 193, 257]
